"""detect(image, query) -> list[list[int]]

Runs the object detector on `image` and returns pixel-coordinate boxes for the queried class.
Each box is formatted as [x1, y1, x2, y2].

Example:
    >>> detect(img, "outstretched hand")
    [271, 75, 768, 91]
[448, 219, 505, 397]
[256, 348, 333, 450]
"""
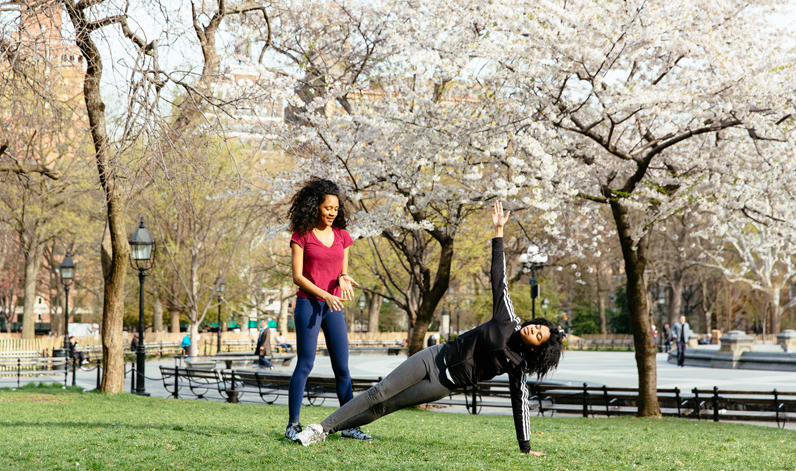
[492, 200, 510, 237]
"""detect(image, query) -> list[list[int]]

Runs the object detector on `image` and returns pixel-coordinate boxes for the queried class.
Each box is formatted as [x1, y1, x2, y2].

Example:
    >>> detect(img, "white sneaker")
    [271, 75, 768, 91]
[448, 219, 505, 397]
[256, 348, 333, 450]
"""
[294, 423, 326, 446]
[341, 427, 372, 440]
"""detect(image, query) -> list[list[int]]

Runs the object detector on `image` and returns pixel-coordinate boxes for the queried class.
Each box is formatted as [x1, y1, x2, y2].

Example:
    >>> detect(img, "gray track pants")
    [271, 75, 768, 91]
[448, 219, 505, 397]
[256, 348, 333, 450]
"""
[321, 343, 455, 434]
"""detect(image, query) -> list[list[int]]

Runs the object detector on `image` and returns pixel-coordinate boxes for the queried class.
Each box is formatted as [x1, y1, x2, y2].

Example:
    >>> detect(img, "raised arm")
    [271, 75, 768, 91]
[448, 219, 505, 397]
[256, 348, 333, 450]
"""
[490, 201, 521, 325]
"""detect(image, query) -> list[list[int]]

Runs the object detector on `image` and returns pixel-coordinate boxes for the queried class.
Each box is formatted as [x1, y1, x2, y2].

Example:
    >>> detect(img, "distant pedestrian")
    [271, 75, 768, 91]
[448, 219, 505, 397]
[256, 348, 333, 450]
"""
[181, 333, 191, 356]
[257, 320, 275, 369]
[130, 335, 139, 352]
[662, 323, 672, 353]
[671, 316, 691, 367]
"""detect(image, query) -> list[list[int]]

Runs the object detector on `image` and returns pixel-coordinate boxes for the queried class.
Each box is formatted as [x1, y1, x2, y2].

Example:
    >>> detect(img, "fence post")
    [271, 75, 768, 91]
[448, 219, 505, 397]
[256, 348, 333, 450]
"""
[131, 362, 136, 393]
[774, 389, 780, 427]
[675, 387, 681, 417]
[64, 358, 68, 386]
[692, 388, 700, 420]
[72, 357, 77, 387]
[173, 367, 180, 399]
[603, 385, 610, 417]
[712, 387, 719, 422]
[96, 358, 102, 390]
[582, 383, 589, 418]
[17, 357, 21, 388]
[229, 370, 237, 403]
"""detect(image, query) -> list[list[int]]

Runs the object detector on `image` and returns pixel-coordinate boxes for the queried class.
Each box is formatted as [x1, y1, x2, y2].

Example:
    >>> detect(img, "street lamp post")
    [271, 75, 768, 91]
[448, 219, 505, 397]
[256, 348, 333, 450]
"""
[455, 305, 460, 340]
[129, 218, 155, 396]
[520, 244, 549, 319]
[59, 252, 75, 375]
[657, 289, 666, 352]
[216, 278, 226, 355]
[358, 295, 366, 336]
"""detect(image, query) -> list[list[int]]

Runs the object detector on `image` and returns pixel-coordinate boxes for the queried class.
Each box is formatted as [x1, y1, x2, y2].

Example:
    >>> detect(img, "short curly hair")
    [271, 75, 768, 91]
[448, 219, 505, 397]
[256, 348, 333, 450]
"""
[520, 317, 564, 379]
[287, 177, 348, 235]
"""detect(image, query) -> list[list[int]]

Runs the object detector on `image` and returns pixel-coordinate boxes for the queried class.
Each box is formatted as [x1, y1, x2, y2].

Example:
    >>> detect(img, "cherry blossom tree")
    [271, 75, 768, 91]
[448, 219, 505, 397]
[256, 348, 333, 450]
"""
[262, 0, 795, 415]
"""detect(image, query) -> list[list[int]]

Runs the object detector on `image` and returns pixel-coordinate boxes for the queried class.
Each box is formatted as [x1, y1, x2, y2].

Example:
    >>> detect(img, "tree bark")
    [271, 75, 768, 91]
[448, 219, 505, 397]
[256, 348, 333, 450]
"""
[596, 265, 607, 334]
[64, 1, 129, 393]
[189, 321, 200, 357]
[367, 292, 382, 333]
[153, 290, 163, 333]
[21, 238, 42, 339]
[407, 237, 454, 356]
[169, 308, 181, 334]
[771, 291, 782, 336]
[610, 200, 660, 417]
[668, 275, 684, 326]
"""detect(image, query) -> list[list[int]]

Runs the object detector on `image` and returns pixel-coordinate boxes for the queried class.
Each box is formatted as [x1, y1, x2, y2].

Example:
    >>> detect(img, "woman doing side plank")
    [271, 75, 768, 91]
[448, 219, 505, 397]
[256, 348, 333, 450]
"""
[293, 201, 564, 455]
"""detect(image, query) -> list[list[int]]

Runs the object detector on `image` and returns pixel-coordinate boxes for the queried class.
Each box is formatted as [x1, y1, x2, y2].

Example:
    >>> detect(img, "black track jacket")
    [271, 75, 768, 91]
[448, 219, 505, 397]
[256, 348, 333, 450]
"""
[443, 237, 532, 453]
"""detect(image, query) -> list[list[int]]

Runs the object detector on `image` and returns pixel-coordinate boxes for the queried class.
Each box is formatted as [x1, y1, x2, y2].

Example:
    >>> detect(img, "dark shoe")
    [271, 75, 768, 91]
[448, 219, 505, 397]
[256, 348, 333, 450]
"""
[341, 426, 372, 440]
[285, 423, 303, 442]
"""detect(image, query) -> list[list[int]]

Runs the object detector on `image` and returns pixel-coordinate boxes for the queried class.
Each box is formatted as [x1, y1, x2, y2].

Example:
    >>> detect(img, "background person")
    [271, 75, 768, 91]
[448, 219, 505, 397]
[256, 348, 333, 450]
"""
[275, 331, 294, 353]
[294, 201, 564, 454]
[181, 333, 191, 356]
[284, 177, 369, 442]
[68, 336, 86, 364]
[671, 315, 691, 367]
[257, 320, 274, 369]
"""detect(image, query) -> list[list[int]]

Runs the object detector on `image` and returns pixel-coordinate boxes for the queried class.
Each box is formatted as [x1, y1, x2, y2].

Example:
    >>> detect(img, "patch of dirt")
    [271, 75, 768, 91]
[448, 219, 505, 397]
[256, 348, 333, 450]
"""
[415, 403, 447, 410]
[0, 394, 69, 402]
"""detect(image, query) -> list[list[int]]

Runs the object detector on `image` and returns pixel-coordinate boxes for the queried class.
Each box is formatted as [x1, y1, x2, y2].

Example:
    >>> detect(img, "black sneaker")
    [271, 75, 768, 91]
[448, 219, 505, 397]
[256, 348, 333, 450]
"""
[341, 426, 372, 440]
[285, 423, 303, 442]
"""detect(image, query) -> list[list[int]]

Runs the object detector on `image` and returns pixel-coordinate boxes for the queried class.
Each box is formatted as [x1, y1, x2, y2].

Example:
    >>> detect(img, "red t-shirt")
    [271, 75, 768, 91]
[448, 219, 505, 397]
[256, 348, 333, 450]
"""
[291, 227, 353, 300]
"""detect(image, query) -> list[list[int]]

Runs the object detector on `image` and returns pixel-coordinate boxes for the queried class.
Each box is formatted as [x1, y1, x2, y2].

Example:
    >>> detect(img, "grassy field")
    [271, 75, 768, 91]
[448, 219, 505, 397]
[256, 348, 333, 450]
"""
[1, 384, 794, 471]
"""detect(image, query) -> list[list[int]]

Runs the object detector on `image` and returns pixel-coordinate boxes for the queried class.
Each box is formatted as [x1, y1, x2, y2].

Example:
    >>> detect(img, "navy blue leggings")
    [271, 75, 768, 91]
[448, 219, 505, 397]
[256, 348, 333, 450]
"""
[288, 297, 353, 424]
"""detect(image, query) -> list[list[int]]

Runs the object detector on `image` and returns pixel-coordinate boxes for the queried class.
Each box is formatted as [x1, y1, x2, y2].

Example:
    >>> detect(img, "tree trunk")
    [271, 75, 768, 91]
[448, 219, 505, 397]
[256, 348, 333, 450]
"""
[704, 310, 712, 336]
[771, 290, 782, 335]
[21, 239, 42, 339]
[189, 321, 200, 357]
[610, 200, 660, 417]
[169, 308, 181, 333]
[153, 289, 163, 333]
[596, 267, 607, 334]
[668, 275, 684, 326]
[407, 237, 454, 356]
[64, 2, 130, 393]
[367, 292, 382, 333]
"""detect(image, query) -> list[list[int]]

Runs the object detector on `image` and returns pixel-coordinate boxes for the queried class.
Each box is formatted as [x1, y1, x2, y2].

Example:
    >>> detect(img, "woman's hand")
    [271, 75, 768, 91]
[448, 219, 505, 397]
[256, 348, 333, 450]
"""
[492, 200, 510, 237]
[322, 293, 345, 312]
[338, 275, 360, 301]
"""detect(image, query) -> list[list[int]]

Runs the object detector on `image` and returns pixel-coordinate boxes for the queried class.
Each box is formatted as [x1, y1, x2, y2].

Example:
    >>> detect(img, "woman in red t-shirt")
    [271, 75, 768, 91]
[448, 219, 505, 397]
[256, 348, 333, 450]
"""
[284, 178, 371, 442]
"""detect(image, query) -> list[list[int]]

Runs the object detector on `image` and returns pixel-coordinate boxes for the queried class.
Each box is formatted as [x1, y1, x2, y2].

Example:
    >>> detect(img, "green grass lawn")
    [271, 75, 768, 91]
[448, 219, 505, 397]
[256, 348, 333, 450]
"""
[1, 384, 795, 471]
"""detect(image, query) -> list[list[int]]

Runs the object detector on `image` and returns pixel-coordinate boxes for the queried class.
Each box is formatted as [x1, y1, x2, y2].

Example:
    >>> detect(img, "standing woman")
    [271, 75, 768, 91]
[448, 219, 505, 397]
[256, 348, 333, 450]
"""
[284, 178, 371, 441]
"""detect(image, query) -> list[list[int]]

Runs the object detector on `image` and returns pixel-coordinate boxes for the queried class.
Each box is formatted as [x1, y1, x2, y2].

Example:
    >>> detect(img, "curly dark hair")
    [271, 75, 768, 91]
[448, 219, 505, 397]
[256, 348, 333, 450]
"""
[287, 177, 348, 235]
[520, 317, 564, 379]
